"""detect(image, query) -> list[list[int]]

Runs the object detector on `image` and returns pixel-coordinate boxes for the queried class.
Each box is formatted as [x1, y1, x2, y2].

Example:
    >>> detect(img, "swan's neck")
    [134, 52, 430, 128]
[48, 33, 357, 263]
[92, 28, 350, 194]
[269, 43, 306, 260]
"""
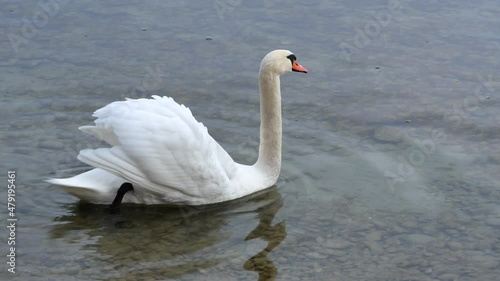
[255, 69, 282, 182]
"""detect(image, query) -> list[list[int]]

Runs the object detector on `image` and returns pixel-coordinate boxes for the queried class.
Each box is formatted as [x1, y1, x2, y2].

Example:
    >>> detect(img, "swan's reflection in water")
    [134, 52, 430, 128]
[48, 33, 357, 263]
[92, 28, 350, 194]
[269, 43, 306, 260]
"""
[50, 187, 286, 280]
[243, 195, 285, 281]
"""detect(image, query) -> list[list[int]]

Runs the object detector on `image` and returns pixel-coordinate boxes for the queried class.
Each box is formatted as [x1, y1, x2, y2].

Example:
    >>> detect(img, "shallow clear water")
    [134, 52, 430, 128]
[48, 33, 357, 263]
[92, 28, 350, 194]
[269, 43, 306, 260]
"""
[1, 0, 499, 280]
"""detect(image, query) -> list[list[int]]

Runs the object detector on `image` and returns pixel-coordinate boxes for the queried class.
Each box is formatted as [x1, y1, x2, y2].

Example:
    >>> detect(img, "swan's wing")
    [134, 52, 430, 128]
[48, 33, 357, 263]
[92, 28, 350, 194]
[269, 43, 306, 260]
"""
[79, 125, 119, 146]
[78, 95, 237, 200]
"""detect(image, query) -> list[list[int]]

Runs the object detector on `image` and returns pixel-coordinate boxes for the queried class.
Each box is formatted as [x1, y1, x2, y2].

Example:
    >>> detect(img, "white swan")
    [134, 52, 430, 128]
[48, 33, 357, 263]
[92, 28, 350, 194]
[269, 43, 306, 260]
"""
[47, 50, 308, 206]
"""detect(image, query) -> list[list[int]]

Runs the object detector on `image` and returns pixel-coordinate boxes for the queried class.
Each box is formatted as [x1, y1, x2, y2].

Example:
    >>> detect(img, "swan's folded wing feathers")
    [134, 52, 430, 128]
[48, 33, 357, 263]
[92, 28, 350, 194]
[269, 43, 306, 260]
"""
[78, 96, 237, 200]
[79, 100, 133, 146]
[79, 125, 120, 146]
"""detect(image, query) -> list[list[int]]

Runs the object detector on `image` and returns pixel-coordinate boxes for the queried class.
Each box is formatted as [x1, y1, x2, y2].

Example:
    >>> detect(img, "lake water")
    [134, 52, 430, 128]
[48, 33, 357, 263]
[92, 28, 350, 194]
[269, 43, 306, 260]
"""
[1, 0, 499, 280]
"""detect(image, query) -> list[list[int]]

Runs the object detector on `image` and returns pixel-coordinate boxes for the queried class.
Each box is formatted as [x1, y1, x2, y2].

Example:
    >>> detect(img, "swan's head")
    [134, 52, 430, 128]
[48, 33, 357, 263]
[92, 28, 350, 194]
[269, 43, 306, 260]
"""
[260, 50, 308, 75]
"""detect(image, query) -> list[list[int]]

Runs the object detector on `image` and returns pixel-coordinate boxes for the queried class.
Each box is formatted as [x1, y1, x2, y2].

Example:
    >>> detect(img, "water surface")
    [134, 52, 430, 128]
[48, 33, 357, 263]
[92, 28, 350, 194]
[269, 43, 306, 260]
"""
[1, 0, 499, 280]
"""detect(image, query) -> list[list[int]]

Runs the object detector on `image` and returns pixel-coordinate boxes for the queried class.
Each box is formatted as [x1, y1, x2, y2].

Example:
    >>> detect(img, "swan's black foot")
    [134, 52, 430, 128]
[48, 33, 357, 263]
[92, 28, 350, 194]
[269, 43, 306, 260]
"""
[108, 182, 134, 213]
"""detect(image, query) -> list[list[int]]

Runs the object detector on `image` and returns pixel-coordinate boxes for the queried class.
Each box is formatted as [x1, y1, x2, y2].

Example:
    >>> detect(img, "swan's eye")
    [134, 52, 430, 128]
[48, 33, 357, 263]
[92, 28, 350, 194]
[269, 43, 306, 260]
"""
[286, 54, 297, 63]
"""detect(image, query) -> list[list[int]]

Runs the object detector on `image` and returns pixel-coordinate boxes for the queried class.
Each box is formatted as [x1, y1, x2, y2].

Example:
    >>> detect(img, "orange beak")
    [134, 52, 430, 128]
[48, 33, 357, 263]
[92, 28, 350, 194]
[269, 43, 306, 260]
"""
[292, 61, 308, 73]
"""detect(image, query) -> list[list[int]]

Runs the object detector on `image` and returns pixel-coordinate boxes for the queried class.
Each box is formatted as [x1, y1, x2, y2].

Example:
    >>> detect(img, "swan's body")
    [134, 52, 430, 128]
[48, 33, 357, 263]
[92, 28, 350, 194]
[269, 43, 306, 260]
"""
[47, 50, 307, 205]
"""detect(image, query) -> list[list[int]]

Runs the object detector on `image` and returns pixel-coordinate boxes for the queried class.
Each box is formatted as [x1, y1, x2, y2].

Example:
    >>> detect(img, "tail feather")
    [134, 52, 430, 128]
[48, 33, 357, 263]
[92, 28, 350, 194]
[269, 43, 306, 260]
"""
[46, 168, 125, 204]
